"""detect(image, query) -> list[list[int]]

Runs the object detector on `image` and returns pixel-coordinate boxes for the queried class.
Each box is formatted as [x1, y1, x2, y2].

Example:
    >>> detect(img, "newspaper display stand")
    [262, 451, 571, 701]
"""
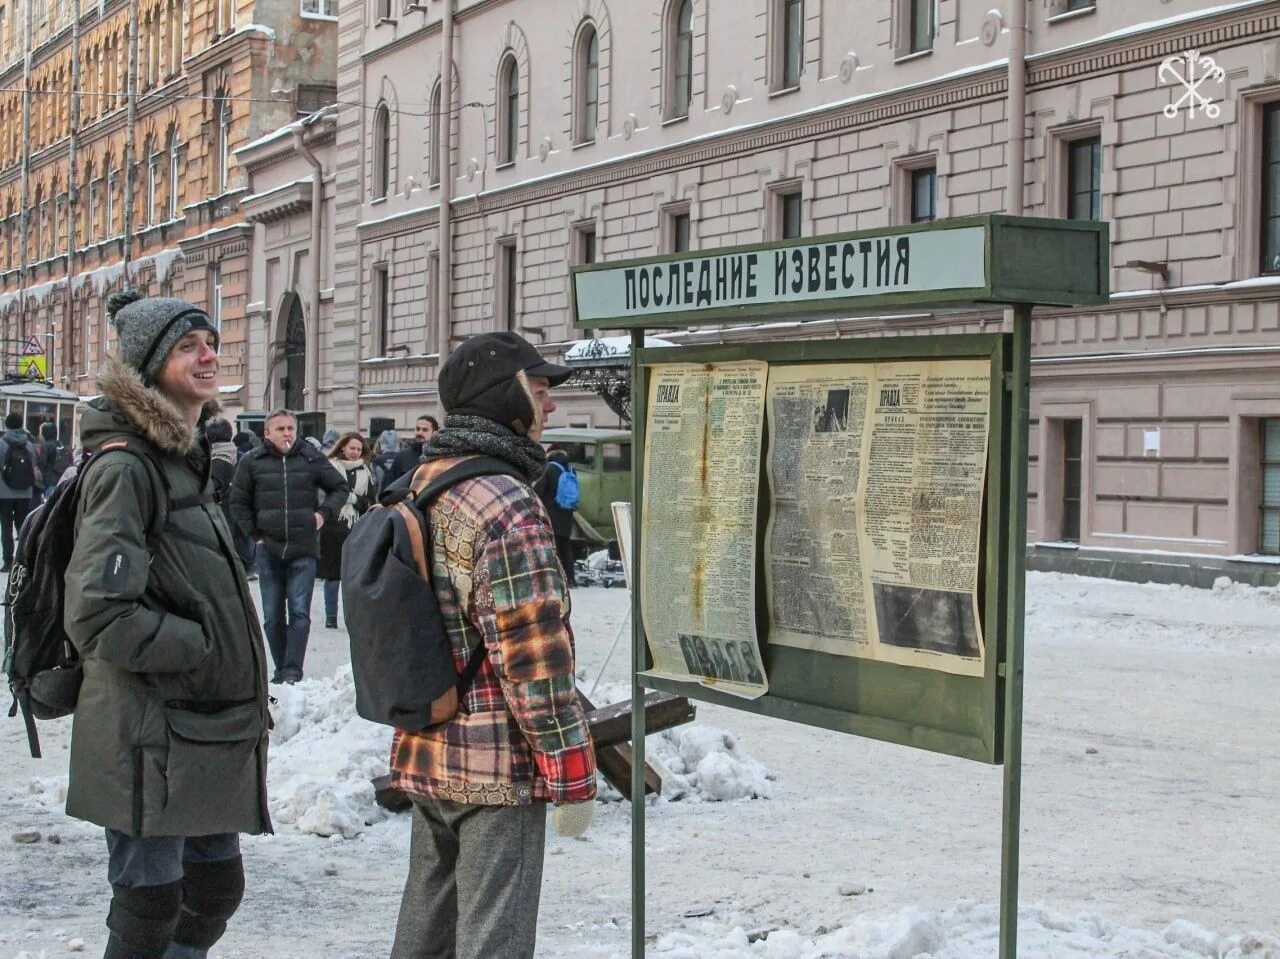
[569, 215, 1109, 959]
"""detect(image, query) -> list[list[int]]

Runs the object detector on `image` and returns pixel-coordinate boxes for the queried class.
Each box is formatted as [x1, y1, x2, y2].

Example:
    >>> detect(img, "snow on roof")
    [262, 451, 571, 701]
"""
[562, 335, 674, 364]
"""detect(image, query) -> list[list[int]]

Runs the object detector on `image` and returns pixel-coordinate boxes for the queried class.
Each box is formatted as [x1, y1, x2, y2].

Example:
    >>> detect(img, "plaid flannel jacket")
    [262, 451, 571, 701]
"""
[389, 456, 597, 806]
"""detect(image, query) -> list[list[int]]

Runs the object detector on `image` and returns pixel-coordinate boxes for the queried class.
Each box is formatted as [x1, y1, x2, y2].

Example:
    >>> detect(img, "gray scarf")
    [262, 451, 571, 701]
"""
[420, 414, 546, 483]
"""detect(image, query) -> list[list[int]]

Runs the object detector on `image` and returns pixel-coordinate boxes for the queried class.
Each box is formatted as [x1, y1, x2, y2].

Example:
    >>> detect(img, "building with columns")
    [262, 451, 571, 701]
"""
[0, 0, 336, 411]
[259, 0, 1280, 581]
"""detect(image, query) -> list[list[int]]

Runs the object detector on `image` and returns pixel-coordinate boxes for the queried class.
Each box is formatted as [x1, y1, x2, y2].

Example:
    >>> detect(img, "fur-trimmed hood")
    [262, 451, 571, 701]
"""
[84, 355, 219, 455]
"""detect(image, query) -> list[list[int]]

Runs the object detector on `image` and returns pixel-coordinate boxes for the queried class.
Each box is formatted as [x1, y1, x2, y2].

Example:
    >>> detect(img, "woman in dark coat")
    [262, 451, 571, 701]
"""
[318, 431, 378, 628]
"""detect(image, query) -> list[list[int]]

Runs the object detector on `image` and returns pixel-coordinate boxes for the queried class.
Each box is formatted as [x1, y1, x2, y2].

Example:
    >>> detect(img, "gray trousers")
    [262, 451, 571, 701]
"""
[391, 799, 547, 959]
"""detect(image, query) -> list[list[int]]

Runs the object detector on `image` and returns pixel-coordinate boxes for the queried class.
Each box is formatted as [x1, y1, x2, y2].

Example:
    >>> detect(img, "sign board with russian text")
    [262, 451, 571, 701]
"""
[571, 214, 1108, 329]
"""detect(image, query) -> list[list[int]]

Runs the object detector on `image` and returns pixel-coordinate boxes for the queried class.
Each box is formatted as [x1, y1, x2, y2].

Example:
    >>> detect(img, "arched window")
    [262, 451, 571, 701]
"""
[428, 82, 442, 186]
[373, 103, 391, 198]
[497, 54, 519, 166]
[668, 0, 693, 120]
[574, 23, 599, 144]
[214, 97, 231, 193]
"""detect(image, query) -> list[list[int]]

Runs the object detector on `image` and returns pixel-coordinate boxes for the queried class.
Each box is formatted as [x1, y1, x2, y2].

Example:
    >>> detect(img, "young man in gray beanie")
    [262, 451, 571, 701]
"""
[63, 290, 271, 959]
[388, 331, 596, 959]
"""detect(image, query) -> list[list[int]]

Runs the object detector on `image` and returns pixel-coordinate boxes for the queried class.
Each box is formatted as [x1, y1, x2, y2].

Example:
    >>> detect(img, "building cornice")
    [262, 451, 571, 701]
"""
[178, 223, 254, 264]
[242, 179, 314, 223]
[182, 26, 275, 77]
[358, 205, 440, 241]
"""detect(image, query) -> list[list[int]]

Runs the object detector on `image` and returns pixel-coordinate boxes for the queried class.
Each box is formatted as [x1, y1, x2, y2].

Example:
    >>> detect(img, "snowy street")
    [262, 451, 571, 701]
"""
[2, 572, 1277, 958]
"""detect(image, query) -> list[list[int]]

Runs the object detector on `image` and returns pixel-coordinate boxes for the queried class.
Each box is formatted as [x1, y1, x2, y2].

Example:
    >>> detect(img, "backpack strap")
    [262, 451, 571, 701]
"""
[402, 456, 526, 696]
[91, 437, 171, 540]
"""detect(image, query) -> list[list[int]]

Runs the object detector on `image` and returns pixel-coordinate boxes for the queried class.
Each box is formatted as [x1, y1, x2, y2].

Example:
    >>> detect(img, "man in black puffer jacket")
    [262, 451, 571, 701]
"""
[230, 409, 347, 683]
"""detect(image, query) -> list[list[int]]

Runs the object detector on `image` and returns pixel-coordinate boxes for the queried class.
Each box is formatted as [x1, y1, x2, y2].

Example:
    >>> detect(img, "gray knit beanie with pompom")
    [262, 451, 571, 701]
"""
[107, 290, 220, 386]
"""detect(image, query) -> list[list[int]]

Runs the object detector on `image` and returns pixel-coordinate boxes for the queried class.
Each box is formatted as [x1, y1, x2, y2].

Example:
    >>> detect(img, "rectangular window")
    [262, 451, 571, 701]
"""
[147, 154, 160, 226]
[87, 179, 100, 242]
[373, 264, 389, 353]
[1065, 0, 1094, 10]
[498, 240, 518, 331]
[911, 167, 937, 223]
[1261, 103, 1280, 274]
[169, 144, 185, 220]
[1262, 419, 1280, 554]
[781, 0, 803, 89]
[301, 0, 337, 16]
[208, 264, 223, 331]
[1062, 419, 1082, 542]
[575, 224, 598, 266]
[426, 251, 440, 352]
[669, 210, 691, 253]
[780, 190, 802, 240]
[909, 0, 933, 54]
[1067, 137, 1102, 220]
[106, 171, 118, 236]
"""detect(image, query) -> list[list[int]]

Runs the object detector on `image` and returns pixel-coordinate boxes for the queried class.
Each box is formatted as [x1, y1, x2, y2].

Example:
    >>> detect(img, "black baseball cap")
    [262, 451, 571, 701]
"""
[438, 332, 573, 418]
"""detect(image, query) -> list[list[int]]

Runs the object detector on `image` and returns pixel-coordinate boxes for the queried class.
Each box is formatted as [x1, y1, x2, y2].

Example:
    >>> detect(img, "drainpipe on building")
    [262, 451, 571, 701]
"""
[122, 0, 139, 286]
[1006, 0, 1027, 217]
[292, 126, 324, 414]
[62, 5, 84, 385]
[17, 0, 33, 362]
[437, 0, 455, 367]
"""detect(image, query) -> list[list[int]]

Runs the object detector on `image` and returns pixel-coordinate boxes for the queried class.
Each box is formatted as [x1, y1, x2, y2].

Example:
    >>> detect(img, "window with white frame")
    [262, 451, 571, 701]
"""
[106, 169, 118, 236]
[301, 0, 337, 17]
[910, 166, 936, 223]
[426, 251, 440, 352]
[168, 142, 185, 220]
[667, 0, 693, 120]
[1066, 136, 1101, 220]
[214, 97, 232, 193]
[497, 54, 519, 166]
[87, 178, 100, 242]
[147, 152, 160, 225]
[574, 22, 599, 144]
[208, 263, 223, 330]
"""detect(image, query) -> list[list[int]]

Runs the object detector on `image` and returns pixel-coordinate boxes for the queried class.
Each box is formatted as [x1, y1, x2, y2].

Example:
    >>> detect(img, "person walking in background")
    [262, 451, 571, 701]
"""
[0, 411, 39, 571]
[232, 430, 259, 460]
[388, 331, 595, 959]
[383, 414, 440, 488]
[229, 409, 347, 684]
[36, 421, 70, 502]
[533, 446, 578, 587]
[318, 431, 377, 630]
[205, 417, 255, 577]
[372, 428, 400, 489]
[62, 290, 269, 959]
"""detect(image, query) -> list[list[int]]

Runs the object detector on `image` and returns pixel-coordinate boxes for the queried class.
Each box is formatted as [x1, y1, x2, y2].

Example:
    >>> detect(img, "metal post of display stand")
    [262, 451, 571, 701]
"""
[630, 328, 648, 959]
[999, 304, 1032, 959]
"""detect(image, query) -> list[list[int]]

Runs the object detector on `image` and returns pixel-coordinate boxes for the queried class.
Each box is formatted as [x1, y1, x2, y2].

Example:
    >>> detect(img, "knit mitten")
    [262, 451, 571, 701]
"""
[552, 801, 595, 838]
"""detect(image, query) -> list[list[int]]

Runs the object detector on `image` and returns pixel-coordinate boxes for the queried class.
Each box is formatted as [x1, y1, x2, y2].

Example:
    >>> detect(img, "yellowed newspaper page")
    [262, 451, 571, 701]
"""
[639, 362, 769, 698]
[863, 359, 990, 677]
[764, 364, 875, 657]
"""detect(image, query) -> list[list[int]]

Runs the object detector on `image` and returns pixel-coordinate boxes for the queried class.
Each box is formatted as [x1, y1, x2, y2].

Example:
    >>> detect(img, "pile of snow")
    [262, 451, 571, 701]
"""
[593, 682, 774, 803]
[651, 900, 1280, 958]
[266, 666, 392, 840]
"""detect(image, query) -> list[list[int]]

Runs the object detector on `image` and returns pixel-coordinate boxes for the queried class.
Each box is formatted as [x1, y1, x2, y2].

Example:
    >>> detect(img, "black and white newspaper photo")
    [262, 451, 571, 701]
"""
[764, 359, 992, 677]
[639, 361, 770, 698]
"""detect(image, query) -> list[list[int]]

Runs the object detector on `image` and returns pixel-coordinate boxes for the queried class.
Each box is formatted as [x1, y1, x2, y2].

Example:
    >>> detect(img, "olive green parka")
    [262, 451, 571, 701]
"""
[63, 357, 271, 836]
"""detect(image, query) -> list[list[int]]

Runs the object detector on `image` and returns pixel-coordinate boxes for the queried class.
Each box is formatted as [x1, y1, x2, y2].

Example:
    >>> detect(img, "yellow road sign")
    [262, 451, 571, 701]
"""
[19, 355, 47, 380]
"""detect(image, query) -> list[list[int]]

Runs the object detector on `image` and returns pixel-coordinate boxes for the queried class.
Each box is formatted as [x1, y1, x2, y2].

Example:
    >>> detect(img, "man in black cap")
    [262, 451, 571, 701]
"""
[386, 331, 597, 959]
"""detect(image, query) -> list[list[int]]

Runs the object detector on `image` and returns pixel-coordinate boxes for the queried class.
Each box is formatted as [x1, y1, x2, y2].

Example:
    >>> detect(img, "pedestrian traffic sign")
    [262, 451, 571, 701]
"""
[20, 336, 43, 356]
[19, 355, 47, 380]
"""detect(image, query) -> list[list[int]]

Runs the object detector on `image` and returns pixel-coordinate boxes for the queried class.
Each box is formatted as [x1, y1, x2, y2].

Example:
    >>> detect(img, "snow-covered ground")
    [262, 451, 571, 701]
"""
[2, 572, 1277, 958]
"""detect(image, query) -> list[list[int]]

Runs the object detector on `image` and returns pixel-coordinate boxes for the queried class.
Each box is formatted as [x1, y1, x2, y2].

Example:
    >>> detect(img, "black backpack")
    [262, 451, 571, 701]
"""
[46, 441, 71, 479]
[341, 457, 521, 732]
[2, 439, 36, 490]
[3, 436, 169, 758]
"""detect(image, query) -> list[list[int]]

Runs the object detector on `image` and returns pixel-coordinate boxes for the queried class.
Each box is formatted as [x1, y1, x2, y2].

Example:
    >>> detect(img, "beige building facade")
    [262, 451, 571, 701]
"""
[313, 0, 1280, 581]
